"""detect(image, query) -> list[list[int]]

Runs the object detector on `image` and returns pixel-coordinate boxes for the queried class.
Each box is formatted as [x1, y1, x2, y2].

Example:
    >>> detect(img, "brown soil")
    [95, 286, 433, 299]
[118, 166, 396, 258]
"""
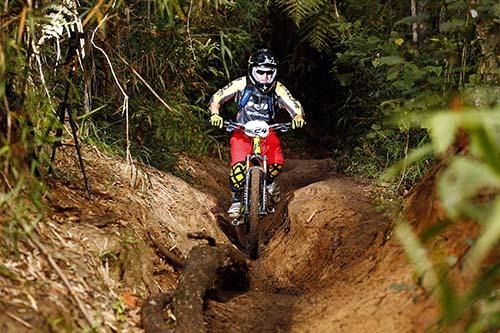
[205, 174, 435, 333]
[1, 146, 476, 332]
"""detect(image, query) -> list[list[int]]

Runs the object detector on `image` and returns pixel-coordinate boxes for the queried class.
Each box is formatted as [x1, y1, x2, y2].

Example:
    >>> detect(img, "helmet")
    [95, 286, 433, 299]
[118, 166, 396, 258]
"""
[247, 49, 279, 93]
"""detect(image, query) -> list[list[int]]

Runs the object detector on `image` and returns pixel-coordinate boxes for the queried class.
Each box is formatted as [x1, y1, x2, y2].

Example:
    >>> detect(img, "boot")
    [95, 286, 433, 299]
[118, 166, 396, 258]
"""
[227, 191, 242, 218]
[266, 182, 281, 204]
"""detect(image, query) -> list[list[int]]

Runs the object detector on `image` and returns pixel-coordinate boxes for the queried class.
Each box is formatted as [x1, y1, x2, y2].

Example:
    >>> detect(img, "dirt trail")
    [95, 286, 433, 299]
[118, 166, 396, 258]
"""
[0, 150, 438, 332]
[204, 160, 434, 332]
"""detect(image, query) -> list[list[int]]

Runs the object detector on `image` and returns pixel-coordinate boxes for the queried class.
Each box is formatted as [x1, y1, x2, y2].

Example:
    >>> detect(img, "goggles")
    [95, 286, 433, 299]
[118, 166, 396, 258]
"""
[251, 66, 277, 86]
[255, 69, 275, 75]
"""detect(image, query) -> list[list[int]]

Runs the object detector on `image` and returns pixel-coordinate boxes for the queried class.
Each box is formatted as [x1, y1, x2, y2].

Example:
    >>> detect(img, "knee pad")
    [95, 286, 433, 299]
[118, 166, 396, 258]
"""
[268, 163, 283, 182]
[229, 162, 246, 191]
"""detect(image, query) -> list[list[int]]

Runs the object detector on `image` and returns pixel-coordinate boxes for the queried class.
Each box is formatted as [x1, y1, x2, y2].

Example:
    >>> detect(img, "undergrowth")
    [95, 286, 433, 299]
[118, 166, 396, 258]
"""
[0, 1, 268, 248]
[277, 0, 499, 330]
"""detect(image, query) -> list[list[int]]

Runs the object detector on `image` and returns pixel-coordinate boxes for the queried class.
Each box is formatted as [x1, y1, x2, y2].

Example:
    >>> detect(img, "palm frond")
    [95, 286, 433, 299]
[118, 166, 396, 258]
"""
[300, 10, 338, 52]
[274, 0, 326, 25]
[274, 0, 339, 52]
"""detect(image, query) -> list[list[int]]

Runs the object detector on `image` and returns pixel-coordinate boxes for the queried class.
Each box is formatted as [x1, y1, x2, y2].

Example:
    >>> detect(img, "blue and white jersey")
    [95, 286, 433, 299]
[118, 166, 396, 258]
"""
[209, 76, 304, 124]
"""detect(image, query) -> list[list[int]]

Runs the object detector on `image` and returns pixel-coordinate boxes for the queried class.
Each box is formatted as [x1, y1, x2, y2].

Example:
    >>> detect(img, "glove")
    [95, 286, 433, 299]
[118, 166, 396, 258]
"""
[292, 115, 305, 129]
[210, 114, 223, 128]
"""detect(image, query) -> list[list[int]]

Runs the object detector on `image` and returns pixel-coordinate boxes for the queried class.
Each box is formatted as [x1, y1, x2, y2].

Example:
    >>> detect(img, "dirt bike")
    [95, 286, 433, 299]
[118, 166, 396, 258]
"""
[224, 120, 291, 259]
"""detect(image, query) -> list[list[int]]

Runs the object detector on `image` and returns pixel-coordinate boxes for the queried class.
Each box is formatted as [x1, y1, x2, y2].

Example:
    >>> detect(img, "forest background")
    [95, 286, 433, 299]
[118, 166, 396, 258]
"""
[1, 0, 498, 331]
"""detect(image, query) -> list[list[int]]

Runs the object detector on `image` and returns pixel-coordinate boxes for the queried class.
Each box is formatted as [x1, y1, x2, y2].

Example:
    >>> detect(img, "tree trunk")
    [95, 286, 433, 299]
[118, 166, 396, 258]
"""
[411, 0, 418, 42]
[475, 15, 499, 85]
[142, 292, 174, 333]
[141, 241, 249, 333]
[173, 244, 249, 333]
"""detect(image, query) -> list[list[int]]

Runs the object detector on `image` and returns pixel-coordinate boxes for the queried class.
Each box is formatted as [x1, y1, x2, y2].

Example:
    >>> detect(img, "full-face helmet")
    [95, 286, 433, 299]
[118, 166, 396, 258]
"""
[247, 49, 279, 93]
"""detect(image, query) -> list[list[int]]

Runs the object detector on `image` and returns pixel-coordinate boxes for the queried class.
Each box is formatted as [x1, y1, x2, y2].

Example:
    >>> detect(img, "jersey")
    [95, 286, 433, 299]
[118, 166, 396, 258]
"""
[209, 76, 304, 124]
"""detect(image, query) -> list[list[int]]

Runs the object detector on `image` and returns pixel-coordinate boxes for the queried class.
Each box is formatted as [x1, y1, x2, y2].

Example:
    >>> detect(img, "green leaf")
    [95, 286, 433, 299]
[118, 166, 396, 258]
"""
[403, 63, 425, 81]
[386, 67, 400, 81]
[469, 127, 500, 174]
[440, 19, 466, 33]
[420, 220, 453, 242]
[438, 157, 500, 218]
[464, 198, 500, 276]
[378, 56, 405, 66]
[276, 0, 325, 25]
[426, 110, 500, 155]
[424, 65, 443, 76]
[426, 112, 461, 154]
[468, 74, 478, 84]
[396, 222, 438, 290]
[0, 145, 10, 156]
[393, 77, 415, 91]
[460, 261, 500, 329]
[336, 73, 351, 87]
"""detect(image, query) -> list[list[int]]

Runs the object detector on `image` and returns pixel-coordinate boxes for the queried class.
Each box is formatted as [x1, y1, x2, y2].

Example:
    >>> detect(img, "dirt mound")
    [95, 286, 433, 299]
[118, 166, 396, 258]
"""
[279, 158, 338, 193]
[0, 146, 229, 332]
[262, 177, 384, 289]
[268, 177, 432, 332]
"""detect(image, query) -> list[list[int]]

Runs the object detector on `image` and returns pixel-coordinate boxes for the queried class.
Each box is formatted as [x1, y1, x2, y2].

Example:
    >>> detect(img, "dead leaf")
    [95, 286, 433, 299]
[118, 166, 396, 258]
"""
[122, 292, 137, 308]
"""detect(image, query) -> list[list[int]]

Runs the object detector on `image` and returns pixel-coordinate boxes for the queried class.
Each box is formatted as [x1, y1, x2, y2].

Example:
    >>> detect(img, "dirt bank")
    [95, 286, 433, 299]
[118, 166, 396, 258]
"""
[1, 147, 455, 332]
[205, 176, 436, 332]
[0, 147, 230, 332]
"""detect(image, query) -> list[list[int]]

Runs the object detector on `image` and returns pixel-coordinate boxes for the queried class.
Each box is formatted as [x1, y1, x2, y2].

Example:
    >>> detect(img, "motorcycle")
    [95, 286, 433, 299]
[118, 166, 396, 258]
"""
[224, 120, 291, 259]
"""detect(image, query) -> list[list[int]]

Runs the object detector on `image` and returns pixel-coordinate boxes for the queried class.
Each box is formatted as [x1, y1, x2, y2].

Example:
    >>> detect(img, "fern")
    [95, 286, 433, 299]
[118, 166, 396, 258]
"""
[37, 2, 80, 47]
[274, 0, 326, 25]
[300, 10, 338, 52]
[274, 0, 340, 52]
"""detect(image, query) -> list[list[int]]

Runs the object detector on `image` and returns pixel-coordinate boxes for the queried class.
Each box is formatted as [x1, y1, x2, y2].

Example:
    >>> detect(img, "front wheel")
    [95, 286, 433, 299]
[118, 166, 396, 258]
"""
[248, 167, 262, 259]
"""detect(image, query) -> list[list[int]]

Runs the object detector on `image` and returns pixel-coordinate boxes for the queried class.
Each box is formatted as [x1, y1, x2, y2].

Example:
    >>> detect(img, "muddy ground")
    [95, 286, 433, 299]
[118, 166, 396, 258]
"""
[0, 146, 476, 332]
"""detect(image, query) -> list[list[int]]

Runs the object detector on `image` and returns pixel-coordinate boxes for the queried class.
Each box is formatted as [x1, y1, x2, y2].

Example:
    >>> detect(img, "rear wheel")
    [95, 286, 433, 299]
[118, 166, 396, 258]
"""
[248, 167, 262, 259]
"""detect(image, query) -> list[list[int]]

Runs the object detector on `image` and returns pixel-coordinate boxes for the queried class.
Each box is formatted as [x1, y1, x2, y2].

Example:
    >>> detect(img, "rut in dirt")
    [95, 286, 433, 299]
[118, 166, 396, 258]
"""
[203, 159, 398, 333]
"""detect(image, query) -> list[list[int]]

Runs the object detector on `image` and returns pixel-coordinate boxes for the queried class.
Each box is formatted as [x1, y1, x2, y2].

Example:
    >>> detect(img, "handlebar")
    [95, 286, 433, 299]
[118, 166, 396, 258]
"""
[223, 120, 292, 133]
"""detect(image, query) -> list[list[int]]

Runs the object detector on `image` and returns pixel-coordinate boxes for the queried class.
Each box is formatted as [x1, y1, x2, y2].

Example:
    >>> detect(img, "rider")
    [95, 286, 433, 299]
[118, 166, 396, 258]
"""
[208, 48, 305, 217]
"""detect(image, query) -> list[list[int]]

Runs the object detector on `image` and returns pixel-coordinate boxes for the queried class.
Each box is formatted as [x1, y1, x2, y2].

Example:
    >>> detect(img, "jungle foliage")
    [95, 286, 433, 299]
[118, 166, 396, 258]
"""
[275, 0, 498, 190]
[2, 0, 269, 173]
[275, 0, 499, 331]
[0, 0, 269, 248]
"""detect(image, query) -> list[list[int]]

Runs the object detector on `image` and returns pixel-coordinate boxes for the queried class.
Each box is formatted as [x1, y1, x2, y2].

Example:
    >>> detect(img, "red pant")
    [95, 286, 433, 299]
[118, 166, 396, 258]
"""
[230, 130, 284, 165]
